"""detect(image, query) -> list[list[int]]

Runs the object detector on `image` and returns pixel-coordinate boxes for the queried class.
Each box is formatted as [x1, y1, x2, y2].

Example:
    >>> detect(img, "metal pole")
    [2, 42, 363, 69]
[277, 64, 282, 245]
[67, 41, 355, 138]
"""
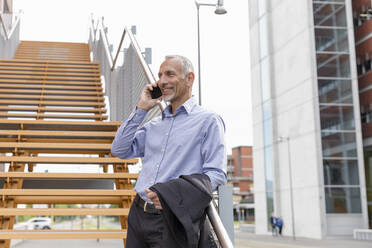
[286, 137, 296, 240]
[207, 202, 234, 248]
[196, 3, 202, 106]
[97, 204, 100, 242]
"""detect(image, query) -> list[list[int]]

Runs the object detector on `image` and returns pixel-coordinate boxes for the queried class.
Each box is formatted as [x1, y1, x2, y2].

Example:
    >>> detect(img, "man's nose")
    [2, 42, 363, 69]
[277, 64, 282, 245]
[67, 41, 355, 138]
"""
[158, 78, 167, 87]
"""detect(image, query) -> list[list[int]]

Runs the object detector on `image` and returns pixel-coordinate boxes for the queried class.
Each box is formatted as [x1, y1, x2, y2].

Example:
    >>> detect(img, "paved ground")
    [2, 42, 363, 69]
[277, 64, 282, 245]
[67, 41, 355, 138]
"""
[12, 231, 372, 248]
[235, 231, 372, 248]
[12, 239, 123, 248]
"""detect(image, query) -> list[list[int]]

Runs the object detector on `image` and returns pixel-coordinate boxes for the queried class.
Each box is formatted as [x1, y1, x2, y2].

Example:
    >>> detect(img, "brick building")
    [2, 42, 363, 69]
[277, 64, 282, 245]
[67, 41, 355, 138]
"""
[353, 0, 372, 228]
[227, 146, 254, 222]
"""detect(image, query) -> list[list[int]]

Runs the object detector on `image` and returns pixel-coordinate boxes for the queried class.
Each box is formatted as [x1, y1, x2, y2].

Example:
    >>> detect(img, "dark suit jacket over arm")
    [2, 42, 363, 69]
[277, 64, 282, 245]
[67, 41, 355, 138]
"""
[150, 174, 217, 248]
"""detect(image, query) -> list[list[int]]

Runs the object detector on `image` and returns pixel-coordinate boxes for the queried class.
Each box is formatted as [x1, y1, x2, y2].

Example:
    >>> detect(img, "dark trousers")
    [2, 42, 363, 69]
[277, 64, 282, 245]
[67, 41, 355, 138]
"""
[126, 201, 177, 248]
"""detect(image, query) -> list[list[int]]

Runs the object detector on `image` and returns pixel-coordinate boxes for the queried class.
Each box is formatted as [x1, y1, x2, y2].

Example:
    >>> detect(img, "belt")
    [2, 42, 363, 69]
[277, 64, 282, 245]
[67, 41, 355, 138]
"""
[134, 194, 162, 215]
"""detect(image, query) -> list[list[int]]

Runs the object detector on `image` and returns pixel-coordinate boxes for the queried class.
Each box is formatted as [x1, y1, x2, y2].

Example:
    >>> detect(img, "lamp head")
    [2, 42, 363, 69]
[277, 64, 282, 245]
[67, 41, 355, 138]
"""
[215, 6, 227, 14]
[215, 0, 227, 15]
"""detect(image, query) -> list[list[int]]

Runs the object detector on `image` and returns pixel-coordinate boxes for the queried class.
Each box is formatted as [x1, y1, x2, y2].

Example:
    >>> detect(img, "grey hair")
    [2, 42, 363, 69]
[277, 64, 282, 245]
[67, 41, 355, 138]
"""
[165, 55, 194, 77]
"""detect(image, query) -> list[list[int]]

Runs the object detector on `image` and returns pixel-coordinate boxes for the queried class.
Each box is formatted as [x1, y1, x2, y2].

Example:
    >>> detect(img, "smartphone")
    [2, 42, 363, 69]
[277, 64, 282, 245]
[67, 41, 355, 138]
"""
[150, 86, 162, 99]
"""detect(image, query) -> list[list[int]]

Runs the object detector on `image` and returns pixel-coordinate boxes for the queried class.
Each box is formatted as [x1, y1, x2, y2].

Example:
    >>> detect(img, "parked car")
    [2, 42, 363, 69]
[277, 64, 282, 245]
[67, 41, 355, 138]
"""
[15, 217, 52, 230]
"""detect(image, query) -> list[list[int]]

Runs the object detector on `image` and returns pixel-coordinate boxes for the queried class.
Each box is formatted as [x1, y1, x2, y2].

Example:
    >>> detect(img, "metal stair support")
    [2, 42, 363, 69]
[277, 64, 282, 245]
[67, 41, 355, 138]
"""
[0, 40, 138, 248]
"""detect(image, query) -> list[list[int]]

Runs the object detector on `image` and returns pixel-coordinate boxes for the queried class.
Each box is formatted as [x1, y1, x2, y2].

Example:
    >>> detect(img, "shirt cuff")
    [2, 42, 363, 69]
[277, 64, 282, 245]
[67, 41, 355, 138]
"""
[126, 108, 147, 123]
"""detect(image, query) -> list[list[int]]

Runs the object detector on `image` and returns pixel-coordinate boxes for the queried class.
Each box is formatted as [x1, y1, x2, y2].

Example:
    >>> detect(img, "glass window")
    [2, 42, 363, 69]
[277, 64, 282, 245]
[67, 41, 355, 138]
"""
[260, 58, 271, 101]
[313, 0, 345, 2]
[262, 101, 272, 121]
[264, 146, 273, 186]
[263, 119, 272, 147]
[318, 79, 352, 104]
[325, 187, 362, 213]
[258, 0, 267, 18]
[321, 131, 357, 157]
[264, 146, 274, 226]
[323, 159, 359, 185]
[320, 105, 355, 130]
[259, 17, 269, 59]
[367, 157, 372, 187]
[266, 191, 274, 227]
[315, 28, 348, 52]
[316, 53, 350, 78]
[313, 3, 347, 27]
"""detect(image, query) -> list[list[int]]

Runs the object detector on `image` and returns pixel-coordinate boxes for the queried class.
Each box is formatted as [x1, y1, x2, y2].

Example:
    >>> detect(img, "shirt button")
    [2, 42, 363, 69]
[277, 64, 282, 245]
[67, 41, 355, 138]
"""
[165, 133, 169, 136]
[161, 148, 165, 152]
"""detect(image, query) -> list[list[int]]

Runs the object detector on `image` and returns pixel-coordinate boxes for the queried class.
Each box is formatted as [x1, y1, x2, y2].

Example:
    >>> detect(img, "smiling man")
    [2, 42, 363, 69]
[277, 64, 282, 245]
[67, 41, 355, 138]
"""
[111, 55, 227, 247]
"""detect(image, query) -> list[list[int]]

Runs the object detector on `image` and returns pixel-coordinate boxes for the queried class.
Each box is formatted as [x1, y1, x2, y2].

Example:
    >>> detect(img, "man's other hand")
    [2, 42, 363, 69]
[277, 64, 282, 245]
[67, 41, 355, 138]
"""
[145, 189, 163, 210]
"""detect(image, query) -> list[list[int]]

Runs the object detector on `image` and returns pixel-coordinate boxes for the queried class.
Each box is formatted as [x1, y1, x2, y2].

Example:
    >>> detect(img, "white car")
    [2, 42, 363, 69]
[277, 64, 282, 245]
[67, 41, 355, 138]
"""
[15, 217, 52, 230]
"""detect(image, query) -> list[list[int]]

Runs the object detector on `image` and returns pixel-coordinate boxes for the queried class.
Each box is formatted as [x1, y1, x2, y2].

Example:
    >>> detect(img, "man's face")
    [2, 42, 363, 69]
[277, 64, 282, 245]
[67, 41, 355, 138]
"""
[158, 58, 190, 102]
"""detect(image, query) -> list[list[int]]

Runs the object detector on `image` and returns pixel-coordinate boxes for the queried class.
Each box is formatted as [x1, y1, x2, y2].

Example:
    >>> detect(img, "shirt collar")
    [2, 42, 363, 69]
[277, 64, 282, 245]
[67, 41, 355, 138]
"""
[162, 96, 197, 119]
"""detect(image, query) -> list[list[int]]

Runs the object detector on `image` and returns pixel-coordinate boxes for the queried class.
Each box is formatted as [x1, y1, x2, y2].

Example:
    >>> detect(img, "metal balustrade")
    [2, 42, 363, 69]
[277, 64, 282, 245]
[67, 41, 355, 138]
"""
[88, 16, 163, 122]
[0, 13, 20, 59]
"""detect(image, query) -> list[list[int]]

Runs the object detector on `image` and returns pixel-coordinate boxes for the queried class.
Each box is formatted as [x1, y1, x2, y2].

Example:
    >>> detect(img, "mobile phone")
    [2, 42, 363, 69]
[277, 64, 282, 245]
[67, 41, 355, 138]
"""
[150, 86, 162, 99]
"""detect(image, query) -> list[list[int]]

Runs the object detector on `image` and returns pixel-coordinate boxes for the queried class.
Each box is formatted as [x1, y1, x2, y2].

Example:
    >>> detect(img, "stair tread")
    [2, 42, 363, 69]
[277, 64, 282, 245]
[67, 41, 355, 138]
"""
[0, 208, 130, 216]
[0, 172, 138, 179]
[0, 156, 137, 164]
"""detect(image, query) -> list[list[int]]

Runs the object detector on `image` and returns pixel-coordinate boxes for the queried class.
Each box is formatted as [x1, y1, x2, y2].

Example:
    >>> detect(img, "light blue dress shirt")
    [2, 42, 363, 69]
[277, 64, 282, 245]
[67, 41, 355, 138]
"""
[111, 97, 227, 202]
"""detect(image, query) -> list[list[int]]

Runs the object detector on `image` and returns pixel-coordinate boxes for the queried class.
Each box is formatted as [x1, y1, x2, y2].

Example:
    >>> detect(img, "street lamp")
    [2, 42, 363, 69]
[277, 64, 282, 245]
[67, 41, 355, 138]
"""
[195, 0, 227, 105]
[278, 136, 296, 240]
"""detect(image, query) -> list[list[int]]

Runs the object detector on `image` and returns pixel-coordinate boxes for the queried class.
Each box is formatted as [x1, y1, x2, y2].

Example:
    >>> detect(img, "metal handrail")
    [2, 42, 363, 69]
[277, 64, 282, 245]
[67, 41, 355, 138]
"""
[110, 26, 155, 82]
[125, 27, 157, 83]
[92, 18, 156, 84]
[7, 14, 20, 39]
[0, 12, 20, 40]
[97, 19, 114, 69]
[89, 16, 96, 47]
[111, 28, 126, 71]
[89, 15, 166, 114]
[0, 14, 9, 39]
[92, 17, 164, 110]
[207, 202, 234, 248]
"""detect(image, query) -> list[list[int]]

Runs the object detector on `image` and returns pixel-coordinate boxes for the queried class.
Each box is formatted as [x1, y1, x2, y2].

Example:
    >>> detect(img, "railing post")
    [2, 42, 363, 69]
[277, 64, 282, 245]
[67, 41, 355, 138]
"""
[218, 185, 234, 245]
[144, 48, 152, 65]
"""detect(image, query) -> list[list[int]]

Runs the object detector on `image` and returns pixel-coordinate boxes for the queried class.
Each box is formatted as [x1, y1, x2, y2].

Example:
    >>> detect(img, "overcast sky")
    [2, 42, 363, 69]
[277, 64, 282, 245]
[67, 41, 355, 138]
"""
[12, 0, 252, 152]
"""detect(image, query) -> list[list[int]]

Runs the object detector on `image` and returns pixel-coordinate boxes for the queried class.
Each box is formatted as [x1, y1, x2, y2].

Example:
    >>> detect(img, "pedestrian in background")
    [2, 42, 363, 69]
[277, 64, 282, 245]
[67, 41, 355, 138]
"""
[276, 216, 283, 236]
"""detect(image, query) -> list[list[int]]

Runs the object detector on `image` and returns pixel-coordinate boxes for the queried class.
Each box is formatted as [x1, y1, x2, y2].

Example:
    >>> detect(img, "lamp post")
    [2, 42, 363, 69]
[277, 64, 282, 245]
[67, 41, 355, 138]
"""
[195, 0, 227, 105]
[278, 136, 296, 240]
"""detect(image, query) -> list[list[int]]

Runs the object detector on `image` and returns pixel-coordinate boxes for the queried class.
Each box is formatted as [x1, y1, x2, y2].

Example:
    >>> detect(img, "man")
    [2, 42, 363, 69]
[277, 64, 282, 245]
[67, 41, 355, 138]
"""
[111, 55, 227, 247]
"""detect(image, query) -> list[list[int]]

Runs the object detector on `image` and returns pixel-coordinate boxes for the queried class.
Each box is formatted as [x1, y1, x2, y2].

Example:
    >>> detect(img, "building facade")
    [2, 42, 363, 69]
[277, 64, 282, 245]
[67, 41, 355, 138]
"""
[249, 0, 369, 238]
[231, 146, 253, 195]
[352, 0, 372, 229]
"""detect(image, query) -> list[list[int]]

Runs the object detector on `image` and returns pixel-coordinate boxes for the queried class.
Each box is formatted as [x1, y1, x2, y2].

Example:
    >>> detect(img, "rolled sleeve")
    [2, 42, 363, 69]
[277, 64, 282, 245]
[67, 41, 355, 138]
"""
[111, 108, 148, 159]
[201, 115, 227, 191]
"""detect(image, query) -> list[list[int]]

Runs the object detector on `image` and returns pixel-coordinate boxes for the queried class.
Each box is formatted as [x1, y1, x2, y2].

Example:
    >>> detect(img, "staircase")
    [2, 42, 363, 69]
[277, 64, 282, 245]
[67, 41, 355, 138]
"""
[0, 41, 137, 247]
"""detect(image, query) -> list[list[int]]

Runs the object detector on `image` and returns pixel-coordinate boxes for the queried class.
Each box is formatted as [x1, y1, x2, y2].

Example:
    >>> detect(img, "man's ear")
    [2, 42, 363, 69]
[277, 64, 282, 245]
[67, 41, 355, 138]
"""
[186, 72, 195, 87]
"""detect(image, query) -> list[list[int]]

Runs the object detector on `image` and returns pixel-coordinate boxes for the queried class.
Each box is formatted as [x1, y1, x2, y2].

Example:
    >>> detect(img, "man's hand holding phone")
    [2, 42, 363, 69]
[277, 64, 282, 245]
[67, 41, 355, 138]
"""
[137, 82, 162, 111]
